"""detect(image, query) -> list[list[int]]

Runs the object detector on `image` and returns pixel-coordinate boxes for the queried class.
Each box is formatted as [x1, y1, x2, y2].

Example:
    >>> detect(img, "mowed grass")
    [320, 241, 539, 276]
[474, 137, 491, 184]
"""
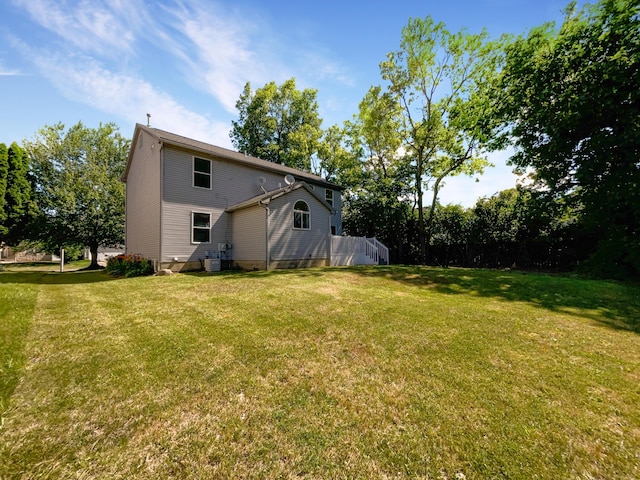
[1, 265, 639, 479]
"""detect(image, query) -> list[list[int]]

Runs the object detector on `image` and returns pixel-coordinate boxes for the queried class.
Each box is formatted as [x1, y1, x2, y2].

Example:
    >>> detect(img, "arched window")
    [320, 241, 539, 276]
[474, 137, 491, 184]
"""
[293, 200, 310, 230]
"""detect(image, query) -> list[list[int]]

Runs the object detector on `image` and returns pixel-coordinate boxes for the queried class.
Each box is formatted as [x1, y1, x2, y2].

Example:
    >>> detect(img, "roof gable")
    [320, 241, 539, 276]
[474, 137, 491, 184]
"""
[123, 124, 342, 190]
[226, 182, 335, 213]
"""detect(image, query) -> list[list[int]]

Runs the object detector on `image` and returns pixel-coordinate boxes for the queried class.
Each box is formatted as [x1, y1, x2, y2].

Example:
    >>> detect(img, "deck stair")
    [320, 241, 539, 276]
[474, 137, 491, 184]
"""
[330, 236, 389, 266]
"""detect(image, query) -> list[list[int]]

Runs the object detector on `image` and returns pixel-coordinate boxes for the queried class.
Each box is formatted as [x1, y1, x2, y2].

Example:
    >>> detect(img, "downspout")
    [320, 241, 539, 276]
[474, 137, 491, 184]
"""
[259, 200, 270, 270]
[329, 211, 335, 266]
[158, 140, 164, 272]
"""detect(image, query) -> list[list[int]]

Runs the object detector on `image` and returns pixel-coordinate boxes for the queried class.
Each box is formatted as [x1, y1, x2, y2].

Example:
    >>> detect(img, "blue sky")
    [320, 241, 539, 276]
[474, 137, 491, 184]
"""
[0, 0, 584, 206]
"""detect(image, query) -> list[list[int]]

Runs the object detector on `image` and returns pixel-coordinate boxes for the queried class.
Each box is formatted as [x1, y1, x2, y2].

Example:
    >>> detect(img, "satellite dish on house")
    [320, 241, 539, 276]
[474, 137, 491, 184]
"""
[284, 174, 295, 186]
[255, 176, 267, 193]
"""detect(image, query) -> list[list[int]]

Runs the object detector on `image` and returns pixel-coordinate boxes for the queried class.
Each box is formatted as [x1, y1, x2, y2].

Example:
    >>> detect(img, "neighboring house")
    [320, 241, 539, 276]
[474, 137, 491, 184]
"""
[84, 246, 125, 265]
[123, 124, 348, 271]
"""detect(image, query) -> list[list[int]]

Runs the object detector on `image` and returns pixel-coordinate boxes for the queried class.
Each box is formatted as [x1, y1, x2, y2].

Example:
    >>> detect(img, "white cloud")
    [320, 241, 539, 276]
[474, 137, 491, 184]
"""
[295, 50, 355, 87]
[8, 0, 355, 145]
[25, 46, 231, 147]
[0, 66, 22, 76]
[153, 0, 354, 114]
[11, 0, 146, 56]
[155, 0, 273, 113]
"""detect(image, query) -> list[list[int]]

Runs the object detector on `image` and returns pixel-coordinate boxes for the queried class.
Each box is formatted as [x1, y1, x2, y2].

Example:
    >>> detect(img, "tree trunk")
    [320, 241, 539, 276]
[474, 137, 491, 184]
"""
[416, 156, 426, 265]
[424, 177, 442, 266]
[88, 243, 101, 270]
[424, 156, 468, 264]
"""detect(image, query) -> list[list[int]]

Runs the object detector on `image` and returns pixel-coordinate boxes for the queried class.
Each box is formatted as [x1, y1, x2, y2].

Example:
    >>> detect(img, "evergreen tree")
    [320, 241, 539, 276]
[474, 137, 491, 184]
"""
[0, 143, 7, 238]
[1, 142, 36, 245]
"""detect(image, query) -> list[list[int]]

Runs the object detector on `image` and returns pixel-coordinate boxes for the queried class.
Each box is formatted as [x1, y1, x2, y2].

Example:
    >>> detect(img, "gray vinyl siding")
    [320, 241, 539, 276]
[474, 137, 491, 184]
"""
[161, 146, 295, 262]
[162, 147, 228, 262]
[158, 145, 338, 264]
[231, 206, 266, 261]
[125, 129, 161, 259]
[326, 188, 342, 235]
[125, 124, 344, 270]
[268, 189, 331, 261]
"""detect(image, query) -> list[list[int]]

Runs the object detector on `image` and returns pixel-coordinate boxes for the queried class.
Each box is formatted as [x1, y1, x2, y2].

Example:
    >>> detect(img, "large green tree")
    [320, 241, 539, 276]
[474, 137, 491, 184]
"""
[500, 0, 640, 278]
[0, 142, 36, 245]
[429, 203, 474, 266]
[314, 124, 358, 184]
[341, 86, 417, 262]
[380, 17, 505, 263]
[0, 144, 7, 238]
[348, 86, 404, 181]
[26, 122, 130, 269]
[230, 78, 323, 171]
[427, 187, 588, 270]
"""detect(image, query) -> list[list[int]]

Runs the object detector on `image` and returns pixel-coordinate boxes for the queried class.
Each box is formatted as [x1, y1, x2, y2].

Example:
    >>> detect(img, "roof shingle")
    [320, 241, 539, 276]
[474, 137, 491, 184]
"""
[127, 124, 342, 190]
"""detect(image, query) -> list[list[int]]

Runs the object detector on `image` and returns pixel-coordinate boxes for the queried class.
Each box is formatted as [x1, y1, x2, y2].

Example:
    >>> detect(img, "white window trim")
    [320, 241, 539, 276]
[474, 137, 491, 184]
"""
[193, 156, 212, 190]
[191, 211, 211, 244]
[325, 188, 334, 207]
[293, 200, 311, 230]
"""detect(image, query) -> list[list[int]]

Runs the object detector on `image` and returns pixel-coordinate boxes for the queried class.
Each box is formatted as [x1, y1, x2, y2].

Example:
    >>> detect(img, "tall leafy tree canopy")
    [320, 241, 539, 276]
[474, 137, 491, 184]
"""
[500, 0, 640, 277]
[341, 87, 416, 263]
[314, 124, 359, 185]
[26, 122, 130, 269]
[380, 17, 505, 263]
[230, 78, 323, 171]
[348, 86, 404, 183]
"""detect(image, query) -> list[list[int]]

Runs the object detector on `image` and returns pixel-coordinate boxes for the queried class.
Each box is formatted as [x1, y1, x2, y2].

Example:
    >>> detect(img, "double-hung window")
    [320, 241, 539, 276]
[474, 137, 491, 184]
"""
[193, 157, 211, 189]
[325, 189, 334, 206]
[192, 212, 211, 243]
[293, 201, 310, 230]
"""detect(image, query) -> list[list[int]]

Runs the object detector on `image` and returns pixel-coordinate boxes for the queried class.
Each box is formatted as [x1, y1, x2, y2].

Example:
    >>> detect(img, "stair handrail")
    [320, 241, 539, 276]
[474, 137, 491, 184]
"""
[364, 238, 379, 264]
[367, 237, 389, 265]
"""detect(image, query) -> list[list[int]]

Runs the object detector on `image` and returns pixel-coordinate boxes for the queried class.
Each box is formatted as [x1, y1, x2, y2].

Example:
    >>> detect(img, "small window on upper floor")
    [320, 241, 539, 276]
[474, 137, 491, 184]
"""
[325, 189, 334, 206]
[293, 200, 310, 230]
[193, 157, 211, 189]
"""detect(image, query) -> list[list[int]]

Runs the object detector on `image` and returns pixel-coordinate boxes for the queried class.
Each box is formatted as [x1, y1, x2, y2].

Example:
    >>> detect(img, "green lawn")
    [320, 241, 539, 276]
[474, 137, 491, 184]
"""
[1, 264, 639, 479]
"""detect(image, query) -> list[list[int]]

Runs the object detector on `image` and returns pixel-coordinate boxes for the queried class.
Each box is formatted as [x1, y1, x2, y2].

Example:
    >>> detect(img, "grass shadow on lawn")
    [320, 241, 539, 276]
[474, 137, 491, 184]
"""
[347, 265, 640, 333]
[184, 265, 639, 332]
[183, 268, 328, 280]
[183, 265, 640, 332]
[2, 264, 639, 479]
[0, 269, 118, 285]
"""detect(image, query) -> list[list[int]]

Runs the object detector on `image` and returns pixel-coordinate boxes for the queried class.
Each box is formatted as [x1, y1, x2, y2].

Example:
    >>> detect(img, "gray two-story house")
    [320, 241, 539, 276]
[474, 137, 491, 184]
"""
[123, 124, 345, 271]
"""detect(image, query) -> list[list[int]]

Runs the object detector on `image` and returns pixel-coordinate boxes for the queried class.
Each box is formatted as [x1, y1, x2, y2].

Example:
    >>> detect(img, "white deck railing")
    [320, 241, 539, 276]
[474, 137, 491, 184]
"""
[367, 237, 389, 265]
[331, 235, 389, 266]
